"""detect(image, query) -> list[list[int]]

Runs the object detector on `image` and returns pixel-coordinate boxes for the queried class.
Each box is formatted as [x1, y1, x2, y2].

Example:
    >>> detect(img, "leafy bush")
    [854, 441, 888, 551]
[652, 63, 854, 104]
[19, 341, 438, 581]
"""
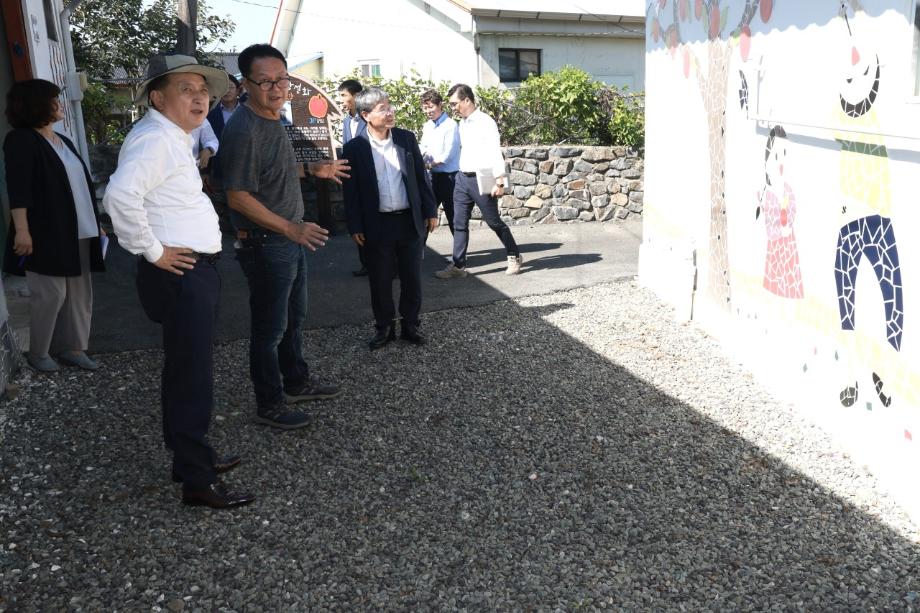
[512, 66, 605, 145]
[318, 70, 449, 140]
[81, 82, 131, 145]
[318, 67, 644, 148]
[607, 89, 645, 148]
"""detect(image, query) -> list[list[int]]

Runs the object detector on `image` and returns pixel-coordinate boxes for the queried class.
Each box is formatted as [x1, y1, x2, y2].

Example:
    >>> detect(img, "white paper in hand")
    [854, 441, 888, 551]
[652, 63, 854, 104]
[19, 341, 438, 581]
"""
[476, 168, 496, 196]
[100, 234, 109, 259]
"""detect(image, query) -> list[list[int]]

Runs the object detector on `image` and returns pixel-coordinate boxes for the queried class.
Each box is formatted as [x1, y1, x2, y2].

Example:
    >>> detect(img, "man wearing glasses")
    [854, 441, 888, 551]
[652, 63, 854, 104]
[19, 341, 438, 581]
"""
[342, 87, 439, 349]
[436, 84, 523, 278]
[220, 44, 348, 430]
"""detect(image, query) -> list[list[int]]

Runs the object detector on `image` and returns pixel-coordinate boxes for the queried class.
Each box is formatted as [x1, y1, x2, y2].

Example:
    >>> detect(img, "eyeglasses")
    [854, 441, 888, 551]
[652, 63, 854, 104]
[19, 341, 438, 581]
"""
[246, 76, 292, 91]
[370, 105, 395, 115]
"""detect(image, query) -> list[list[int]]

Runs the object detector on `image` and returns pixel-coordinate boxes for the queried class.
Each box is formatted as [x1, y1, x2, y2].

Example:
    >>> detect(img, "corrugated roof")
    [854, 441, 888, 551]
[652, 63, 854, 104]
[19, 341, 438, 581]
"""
[450, 0, 645, 20]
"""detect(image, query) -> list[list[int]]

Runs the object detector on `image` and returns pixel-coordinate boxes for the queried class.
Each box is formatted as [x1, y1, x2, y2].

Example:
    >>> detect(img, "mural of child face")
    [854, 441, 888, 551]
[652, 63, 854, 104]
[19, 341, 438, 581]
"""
[840, 44, 880, 117]
[764, 128, 787, 188]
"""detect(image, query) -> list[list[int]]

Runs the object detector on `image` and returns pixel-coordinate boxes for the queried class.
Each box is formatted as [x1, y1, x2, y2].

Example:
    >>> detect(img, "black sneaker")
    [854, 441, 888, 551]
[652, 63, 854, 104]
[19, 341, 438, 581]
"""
[254, 404, 311, 430]
[284, 380, 342, 403]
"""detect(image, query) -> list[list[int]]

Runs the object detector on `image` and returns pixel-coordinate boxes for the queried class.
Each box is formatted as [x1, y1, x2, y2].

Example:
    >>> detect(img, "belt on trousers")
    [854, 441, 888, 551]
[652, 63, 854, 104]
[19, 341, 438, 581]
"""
[461, 171, 477, 177]
[190, 251, 220, 264]
[379, 209, 410, 215]
[139, 251, 220, 265]
[236, 227, 280, 240]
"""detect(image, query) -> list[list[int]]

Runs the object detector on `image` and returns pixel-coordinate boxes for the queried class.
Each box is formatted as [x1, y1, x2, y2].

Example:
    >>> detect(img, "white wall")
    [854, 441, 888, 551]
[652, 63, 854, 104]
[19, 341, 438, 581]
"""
[20, 0, 77, 141]
[478, 34, 646, 89]
[642, 0, 920, 521]
[286, 0, 477, 85]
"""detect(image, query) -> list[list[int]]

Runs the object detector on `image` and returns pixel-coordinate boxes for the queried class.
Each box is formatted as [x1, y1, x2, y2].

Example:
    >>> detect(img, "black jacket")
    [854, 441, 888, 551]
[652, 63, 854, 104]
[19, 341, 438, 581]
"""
[3, 128, 105, 276]
[342, 127, 438, 242]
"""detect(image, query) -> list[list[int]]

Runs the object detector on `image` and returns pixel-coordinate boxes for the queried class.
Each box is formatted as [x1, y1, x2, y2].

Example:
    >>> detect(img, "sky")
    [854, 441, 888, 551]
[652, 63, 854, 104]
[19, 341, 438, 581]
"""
[142, 0, 280, 53]
[205, 0, 279, 51]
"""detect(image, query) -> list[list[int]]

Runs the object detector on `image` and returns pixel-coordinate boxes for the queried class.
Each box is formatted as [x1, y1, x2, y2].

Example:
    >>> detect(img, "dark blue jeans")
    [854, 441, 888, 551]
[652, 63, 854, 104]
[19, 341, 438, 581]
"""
[236, 235, 309, 408]
[136, 257, 219, 490]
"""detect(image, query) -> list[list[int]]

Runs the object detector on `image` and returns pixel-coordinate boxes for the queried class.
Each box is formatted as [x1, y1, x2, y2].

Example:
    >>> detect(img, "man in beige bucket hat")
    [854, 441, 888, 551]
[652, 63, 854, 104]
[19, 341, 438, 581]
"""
[104, 53, 255, 510]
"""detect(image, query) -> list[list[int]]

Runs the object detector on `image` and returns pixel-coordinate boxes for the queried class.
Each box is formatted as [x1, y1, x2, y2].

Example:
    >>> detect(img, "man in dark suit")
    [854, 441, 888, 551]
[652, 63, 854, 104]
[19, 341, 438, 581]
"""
[338, 79, 370, 276]
[206, 73, 241, 141]
[343, 87, 438, 349]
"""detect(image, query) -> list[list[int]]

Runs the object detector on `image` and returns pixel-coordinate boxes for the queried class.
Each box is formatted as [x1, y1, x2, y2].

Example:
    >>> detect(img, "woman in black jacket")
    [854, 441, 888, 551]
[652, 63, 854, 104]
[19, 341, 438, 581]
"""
[4, 79, 105, 372]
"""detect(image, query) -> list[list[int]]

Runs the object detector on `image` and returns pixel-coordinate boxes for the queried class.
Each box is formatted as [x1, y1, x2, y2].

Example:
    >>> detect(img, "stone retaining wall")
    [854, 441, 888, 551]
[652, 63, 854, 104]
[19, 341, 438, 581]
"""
[92, 144, 644, 230]
[499, 146, 644, 225]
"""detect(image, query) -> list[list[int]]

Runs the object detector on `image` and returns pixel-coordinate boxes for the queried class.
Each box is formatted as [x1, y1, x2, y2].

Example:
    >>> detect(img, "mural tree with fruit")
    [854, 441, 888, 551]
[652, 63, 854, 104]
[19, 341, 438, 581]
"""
[648, 0, 775, 308]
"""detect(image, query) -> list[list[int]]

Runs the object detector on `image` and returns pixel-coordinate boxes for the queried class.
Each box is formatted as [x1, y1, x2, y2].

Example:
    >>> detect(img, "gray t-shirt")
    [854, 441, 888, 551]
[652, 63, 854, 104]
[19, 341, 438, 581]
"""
[219, 104, 303, 229]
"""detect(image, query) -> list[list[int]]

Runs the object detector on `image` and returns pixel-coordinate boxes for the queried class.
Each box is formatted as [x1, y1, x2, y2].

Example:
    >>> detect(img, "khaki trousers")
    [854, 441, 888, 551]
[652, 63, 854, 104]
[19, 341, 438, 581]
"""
[25, 238, 93, 357]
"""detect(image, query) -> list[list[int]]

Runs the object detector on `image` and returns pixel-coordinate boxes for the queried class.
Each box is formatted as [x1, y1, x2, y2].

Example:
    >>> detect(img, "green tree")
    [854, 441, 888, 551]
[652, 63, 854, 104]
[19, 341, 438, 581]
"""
[70, 0, 235, 82]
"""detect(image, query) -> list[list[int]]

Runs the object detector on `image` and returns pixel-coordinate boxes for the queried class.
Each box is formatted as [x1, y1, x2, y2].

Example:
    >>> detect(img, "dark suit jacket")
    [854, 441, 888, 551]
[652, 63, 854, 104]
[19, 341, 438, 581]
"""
[342, 113, 367, 145]
[206, 104, 230, 141]
[3, 129, 104, 276]
[342, 128, 437, 243]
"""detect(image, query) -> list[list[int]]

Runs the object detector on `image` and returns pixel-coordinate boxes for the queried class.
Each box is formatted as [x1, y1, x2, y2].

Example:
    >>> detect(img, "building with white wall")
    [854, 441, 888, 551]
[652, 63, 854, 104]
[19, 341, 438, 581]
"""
[641, 0, 920, 521]
[0, 0, 88, 389]
[271, 0, 646, 89]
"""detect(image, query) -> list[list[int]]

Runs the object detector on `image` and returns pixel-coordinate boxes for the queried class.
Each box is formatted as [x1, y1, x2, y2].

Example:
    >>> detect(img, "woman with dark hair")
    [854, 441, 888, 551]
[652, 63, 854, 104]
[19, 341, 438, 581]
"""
[3, 78, 105, 372]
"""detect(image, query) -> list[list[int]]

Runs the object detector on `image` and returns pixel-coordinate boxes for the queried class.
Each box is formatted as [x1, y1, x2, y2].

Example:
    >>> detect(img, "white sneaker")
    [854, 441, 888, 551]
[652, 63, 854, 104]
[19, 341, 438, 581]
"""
[505, 255, 523, 275]
[435, 263, 469, 279]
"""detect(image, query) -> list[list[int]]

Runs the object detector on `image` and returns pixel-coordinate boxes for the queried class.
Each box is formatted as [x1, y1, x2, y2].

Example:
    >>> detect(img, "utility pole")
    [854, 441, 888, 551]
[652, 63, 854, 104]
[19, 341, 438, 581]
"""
[177, 0, 197, 55]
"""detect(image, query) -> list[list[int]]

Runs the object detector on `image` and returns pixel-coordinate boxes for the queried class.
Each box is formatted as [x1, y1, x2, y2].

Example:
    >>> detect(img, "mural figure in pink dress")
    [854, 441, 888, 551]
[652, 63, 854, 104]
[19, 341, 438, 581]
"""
[757, 125, 804, 299]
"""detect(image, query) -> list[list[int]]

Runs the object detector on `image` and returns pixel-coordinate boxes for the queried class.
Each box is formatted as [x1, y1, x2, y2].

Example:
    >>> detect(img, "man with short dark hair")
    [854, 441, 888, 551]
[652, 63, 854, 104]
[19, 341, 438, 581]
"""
[220, 44, 348, 430]
[104, 53, 254, 509]
[207, 73, 241, 141]
[343, 87, 438, 349]
[338, 79, 366, 145]
[419, 88, 460, 234]
[338, 79, 369, 276]
[436, 83, 523, 278]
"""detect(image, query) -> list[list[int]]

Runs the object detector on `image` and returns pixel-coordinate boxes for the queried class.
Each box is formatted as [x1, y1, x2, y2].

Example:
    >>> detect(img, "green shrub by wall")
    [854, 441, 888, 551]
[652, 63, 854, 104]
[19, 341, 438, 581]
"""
[319, 67, 644, 148]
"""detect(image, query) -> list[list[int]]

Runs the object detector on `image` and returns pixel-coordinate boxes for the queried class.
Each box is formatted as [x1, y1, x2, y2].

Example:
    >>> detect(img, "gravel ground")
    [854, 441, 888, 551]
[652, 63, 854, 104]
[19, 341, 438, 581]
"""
[2, 280, 919, 611]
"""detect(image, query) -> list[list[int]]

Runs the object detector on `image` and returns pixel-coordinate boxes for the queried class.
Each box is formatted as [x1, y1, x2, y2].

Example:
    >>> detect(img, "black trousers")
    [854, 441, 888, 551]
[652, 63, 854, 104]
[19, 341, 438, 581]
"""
[452, 171, 519, 268]
[364, 212, 424, 330]
[431, 171, 457, 234]
[136, 258, 219, 489]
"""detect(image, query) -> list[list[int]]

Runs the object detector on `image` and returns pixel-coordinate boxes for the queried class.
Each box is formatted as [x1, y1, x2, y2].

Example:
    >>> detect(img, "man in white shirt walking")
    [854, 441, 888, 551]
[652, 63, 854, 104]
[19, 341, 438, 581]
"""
[104, 53, 254, 510]
[419, 89, 460, 234]
[436, 84, 523, 278]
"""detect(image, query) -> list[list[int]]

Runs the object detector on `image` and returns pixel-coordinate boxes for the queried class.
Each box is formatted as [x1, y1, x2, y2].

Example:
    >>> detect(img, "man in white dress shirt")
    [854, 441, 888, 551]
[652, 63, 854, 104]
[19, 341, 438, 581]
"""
[104, 53, 254, 510]
[436, 83, 523, 278]
[419, 89, 460, 234]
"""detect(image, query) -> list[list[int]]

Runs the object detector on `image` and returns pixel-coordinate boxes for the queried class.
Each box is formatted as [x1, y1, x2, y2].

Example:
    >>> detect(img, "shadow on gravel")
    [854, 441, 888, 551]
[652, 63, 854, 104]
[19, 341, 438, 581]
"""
[3, 243, 919, 610]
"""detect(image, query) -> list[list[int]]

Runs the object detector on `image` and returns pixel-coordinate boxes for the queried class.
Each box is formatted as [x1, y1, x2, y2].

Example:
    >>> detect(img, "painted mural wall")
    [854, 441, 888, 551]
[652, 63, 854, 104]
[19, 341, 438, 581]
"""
[641, 0, 920, 519]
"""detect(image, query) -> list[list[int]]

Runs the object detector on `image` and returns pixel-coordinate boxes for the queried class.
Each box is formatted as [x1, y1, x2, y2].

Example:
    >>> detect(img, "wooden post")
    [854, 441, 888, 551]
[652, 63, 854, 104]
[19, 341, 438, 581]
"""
[177, 0, 197, 54]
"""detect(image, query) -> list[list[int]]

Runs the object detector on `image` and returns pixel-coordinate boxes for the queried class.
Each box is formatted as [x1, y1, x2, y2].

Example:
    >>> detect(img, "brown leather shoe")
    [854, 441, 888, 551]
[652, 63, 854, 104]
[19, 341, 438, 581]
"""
[182, 481, 255, 509]
[172, 454, 241, 483]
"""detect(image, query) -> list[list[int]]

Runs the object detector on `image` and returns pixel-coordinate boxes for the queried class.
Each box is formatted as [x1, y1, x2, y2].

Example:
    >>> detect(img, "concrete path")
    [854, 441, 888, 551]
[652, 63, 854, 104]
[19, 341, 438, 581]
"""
[83, 220, 641, 353]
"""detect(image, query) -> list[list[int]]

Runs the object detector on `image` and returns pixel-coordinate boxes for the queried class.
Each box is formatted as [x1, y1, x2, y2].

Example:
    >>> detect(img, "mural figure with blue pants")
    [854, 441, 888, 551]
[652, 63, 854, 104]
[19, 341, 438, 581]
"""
[833, 1, 903, 408]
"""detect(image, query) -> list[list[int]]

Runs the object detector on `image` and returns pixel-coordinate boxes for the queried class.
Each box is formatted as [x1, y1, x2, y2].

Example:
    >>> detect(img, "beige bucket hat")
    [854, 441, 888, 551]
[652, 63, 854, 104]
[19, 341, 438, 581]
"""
[134, 53, 229, 108]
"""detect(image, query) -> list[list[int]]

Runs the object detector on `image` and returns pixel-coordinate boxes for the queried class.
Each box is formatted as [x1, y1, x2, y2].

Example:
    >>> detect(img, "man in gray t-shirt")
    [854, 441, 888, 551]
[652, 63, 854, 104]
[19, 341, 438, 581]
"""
[220, 44, 349, 430]
[220, 103, 303, 229]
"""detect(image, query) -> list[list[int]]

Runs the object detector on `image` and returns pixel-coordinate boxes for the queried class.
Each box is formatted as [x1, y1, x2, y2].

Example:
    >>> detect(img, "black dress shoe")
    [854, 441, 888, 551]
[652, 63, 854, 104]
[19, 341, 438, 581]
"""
[171, 454, 242, 483]
[352, 266, 368, 277]
[400, 326, 426, 345]
[368, 326, 396, 350]
[182, 480, 255, 509]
